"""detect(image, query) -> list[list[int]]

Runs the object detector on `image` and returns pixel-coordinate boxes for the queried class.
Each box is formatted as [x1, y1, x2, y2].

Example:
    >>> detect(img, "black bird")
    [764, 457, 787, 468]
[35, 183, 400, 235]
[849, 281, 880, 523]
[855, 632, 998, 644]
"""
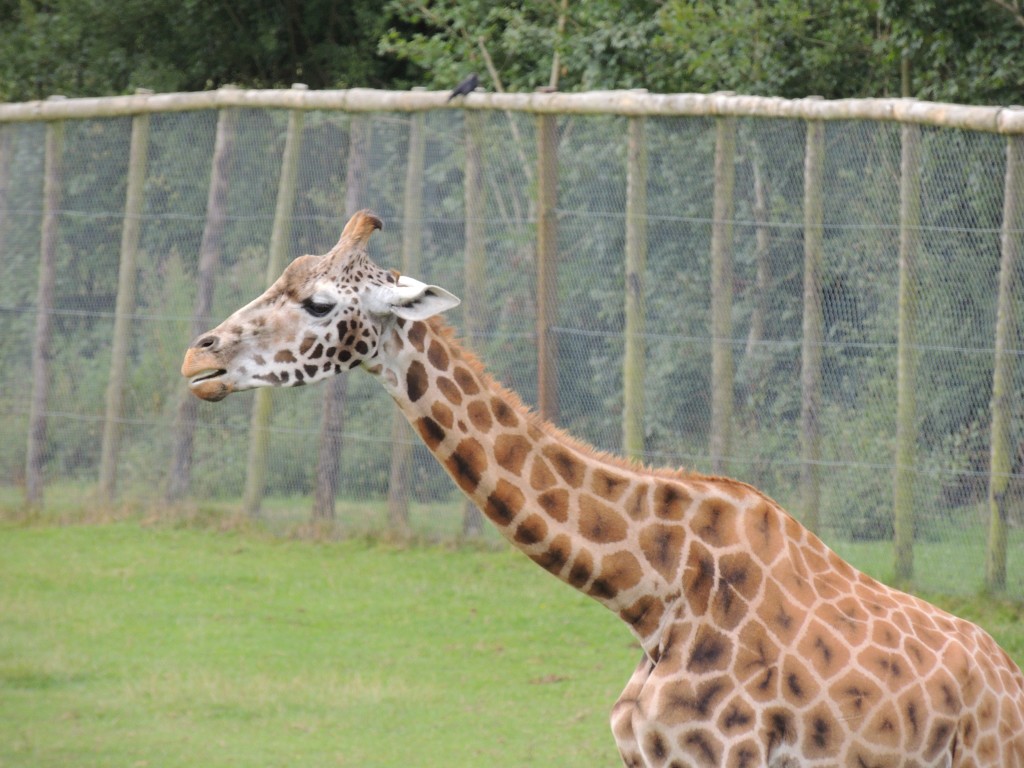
[447, 72, 479, 102]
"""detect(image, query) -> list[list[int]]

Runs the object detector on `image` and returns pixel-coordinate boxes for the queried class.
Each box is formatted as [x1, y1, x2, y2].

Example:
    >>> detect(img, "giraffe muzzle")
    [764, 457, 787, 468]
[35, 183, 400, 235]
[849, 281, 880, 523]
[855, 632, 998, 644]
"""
[181, 347, 232, 401]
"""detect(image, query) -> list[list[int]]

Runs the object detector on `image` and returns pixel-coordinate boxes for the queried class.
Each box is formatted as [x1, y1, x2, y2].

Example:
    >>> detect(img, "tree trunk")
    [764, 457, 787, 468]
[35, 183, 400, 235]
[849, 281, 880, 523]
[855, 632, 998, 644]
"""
[166, 105, 239, 503]
[623, 115, 648, 462]
[243, 85, 306, 518]
[709, 115, 736, 474]
[536, 110, 559, 423]
[986, 133, 1023, 591]
[382, 111, 422, 536]
[314, 114, 370, 523]
[461, 109, 487, 537]
[893, 121, 921, 584]
[26, 119, 64, 508]
[800, 119, 825, 534]
[745, 143, 770, 361]
[99, 97, 150, 503]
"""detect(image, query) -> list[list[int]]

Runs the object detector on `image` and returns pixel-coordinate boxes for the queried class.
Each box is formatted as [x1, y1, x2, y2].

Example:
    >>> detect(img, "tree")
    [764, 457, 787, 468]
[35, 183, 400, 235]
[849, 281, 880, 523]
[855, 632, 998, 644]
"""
[379, 0, 662, 93]
[0, 0, 417, 101]
[883, 0, 1024, 104]
[380, 0, 1024, 106]
[653, 0, 884, 97]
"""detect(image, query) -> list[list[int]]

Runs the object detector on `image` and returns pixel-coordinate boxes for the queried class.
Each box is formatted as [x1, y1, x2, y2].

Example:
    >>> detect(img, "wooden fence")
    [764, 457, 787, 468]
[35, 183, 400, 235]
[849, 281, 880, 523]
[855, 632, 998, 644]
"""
[3, 87, 1022, 591]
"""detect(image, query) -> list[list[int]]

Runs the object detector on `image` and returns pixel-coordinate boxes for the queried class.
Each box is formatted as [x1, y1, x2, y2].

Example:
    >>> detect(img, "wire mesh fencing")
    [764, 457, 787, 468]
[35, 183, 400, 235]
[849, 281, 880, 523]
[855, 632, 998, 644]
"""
[1, 91, 1022, 595]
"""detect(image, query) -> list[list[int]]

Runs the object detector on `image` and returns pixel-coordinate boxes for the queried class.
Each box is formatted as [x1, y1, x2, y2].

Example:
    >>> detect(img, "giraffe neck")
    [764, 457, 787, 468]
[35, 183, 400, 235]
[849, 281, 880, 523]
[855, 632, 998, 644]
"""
[373, 316, 785, 653]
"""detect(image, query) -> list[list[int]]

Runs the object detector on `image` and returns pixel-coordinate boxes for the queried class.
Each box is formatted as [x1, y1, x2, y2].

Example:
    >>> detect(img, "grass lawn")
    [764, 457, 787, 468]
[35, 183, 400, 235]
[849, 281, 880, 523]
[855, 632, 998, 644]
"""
[2, 520, 1024, 768]
[1, 522, 636, 768]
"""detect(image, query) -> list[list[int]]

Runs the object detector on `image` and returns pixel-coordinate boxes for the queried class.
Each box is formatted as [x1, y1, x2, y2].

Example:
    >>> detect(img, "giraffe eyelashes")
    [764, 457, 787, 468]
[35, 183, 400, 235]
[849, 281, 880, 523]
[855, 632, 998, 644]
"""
[301, 297, 335, 317]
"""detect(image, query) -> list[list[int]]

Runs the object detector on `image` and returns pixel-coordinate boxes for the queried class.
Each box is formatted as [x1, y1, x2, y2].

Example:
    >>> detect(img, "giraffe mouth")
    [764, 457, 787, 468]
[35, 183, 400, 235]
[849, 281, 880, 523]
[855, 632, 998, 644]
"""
[188, 368, 226, 386]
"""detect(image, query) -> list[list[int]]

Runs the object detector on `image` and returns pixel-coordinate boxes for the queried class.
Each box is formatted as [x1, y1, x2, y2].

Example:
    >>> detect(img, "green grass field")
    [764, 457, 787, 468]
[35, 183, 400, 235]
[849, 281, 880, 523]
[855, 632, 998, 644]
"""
[2, 519, 1023, 768]
[1, 522, 636, 768]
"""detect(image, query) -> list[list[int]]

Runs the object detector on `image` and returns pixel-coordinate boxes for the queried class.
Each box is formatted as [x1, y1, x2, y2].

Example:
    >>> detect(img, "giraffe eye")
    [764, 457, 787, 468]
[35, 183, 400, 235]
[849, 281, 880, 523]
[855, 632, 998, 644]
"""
[301, 297, 335, 317]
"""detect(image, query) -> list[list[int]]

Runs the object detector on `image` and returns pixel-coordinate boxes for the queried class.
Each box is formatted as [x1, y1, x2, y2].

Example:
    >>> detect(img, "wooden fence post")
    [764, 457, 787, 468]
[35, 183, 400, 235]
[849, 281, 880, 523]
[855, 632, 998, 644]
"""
[384, 110, 423, 537]
[710, 114, 736, 474]
[0, 127, 10, 273]
[461, 109, 487, 537]
[99, 92, 151, 502]
[166, 103, 239, 503]
[986, 130, 1024, 592]
[25, 108, 64, 508]
[536, 110, 559, 422]
[623, 115, 648, 461]
[894, 121, 922, 583]
[801, 117, 825, 534]
[242, 84, 306, 518]
[745, 143, 770, 360]
[314, 116, 370, 525]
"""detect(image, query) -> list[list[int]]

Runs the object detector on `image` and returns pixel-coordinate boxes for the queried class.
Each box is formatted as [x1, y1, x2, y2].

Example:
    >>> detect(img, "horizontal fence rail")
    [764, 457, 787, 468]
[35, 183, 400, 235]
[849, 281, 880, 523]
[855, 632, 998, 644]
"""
[2, 87, 1024, 134]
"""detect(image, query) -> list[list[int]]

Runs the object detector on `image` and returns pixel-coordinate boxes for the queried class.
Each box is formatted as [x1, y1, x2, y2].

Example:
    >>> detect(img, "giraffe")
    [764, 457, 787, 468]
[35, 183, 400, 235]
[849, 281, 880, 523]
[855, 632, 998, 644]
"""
[182, 210, 1024, 767]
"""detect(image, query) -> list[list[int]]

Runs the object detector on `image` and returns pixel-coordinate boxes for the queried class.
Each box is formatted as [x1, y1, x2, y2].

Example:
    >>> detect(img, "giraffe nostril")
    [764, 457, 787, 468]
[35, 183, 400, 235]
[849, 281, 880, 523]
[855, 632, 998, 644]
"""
[195, 335, 219, 351]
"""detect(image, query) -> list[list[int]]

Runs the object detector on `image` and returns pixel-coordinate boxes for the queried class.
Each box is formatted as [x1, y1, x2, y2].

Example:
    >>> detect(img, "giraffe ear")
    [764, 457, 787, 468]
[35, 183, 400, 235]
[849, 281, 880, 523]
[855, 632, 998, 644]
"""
[374, 275, 461, 320]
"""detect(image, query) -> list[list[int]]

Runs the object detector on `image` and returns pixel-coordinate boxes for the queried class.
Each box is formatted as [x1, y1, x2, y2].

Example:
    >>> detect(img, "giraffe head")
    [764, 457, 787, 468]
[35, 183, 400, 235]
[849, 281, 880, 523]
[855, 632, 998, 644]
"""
[181, 210, 460, 401]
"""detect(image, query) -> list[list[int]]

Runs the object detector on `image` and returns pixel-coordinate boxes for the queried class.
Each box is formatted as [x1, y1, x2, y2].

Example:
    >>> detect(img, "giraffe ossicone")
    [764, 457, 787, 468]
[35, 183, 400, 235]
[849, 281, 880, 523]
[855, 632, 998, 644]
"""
[182, 210, 1024, 767]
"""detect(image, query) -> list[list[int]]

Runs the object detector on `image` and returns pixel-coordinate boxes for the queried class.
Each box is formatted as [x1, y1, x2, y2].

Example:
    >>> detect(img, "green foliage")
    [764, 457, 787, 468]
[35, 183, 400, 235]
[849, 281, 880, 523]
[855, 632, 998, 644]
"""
[378, 0, 1024, 105]
[0, 0, 417, 101]
[654, 0, 883, 97]
[884, 0, 1024, 103]
[379, 0, 663, 92]
[2, 0, 1024, 104]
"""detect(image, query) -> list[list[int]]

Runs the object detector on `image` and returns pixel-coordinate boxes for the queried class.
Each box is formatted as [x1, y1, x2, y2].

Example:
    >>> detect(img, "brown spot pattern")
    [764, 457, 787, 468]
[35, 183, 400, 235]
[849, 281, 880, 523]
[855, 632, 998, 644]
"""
[796, 620, 849, 680]
[530, 533, 572, 574]
[485, 479, 524, 526]
[691, 498, 737, 547]
[625, 484, 650, 521]
[687, 625, 733, 674]
[829, 669, 883, 723]
[578, 494, 628, 543]
[537, 489, 570, 523]
[407, 321, 426, 351]
[466, 400, 492, 432]
[406, 360, 428, 402]
[529, 456, 556, 491]
[453, 366, 480, 395]
[430, 401, 454, 430]
[659, 676, 729, 724]
[589, 550, 643, 599]
[437, 376, 462, 405]
[567, 549, 594, 589]
[683, 541, 716, 616]
[803, 702, 841, 759]
[415, 416, 445, 449]
[445, 438, 487, 493]
[514, 514, 549, 546]
[491, 397, 519, 427]
[653, 483, 691, 520]
[744, 502, 784, 566]
[427, 339, 449, 371]
[639, 523, 685, 582]
[543, 445, 585, 488]
[493, 433, 532, 475]
[592, 469, 630, 501]
[712, 552, 760, 630]
[620, 595, 664, 638]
